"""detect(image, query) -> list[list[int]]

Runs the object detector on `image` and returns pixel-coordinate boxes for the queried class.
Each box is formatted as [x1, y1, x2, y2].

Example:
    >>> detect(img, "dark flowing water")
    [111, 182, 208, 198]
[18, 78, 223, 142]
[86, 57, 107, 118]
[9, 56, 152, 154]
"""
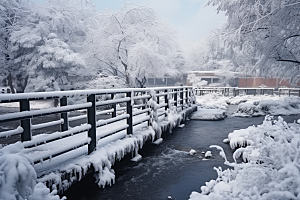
[63, 107, 300, 200]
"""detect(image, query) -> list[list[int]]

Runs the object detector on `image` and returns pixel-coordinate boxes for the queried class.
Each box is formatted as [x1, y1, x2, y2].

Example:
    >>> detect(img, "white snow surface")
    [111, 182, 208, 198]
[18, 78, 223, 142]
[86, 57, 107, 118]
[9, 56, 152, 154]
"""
[189, 116, 300, 200]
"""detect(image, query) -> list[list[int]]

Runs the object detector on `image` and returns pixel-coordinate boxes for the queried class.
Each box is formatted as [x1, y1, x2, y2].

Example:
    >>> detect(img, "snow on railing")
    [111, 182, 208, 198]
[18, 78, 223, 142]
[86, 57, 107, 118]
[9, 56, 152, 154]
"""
[0, 86, 195, 164]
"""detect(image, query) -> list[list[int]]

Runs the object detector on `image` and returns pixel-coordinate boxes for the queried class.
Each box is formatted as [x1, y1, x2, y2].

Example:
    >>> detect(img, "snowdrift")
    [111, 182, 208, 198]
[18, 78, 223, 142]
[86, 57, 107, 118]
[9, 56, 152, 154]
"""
[189, 116, 300, 200]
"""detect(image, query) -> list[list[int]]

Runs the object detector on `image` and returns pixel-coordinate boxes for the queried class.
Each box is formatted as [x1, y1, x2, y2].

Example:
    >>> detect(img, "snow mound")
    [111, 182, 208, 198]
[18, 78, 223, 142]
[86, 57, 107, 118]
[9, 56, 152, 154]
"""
[190, 108, 227, 121]
[0, 143, 64, 200]
[189, 116, 300, 200]
[233, 96, 300, 117]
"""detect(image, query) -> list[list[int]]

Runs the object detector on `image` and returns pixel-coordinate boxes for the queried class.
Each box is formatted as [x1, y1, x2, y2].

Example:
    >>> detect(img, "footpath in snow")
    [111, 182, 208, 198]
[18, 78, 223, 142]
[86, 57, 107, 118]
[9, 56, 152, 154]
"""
[189, 93, 300, 200]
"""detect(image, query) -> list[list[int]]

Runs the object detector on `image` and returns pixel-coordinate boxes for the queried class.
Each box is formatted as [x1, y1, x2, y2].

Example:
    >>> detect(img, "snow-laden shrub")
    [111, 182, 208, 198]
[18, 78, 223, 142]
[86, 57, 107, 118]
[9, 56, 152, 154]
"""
[233, 97, 300, 117]
[0, 142, 64, 200]
[189, 116, 300, 200]
[196, 93, 229, 110]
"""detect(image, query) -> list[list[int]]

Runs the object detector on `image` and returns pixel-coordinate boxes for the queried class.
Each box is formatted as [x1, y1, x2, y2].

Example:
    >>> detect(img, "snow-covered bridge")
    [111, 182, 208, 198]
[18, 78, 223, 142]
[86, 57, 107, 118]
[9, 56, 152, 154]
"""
[0, 86, 196, 191]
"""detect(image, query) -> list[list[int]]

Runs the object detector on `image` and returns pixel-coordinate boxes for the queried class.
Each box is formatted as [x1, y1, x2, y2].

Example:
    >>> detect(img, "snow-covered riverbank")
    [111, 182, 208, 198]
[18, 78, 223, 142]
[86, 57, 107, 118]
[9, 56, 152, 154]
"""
[190, 94, 300, 200]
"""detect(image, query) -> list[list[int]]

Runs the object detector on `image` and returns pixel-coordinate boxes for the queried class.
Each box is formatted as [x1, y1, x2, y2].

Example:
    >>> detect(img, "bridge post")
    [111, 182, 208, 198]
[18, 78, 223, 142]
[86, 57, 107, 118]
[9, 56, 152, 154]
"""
[185, 88, 188, 104]
[147, 91, 151, 126]
[174, 89, 178, 107]
[164, 89, 168, 111]
[111, 94, 116, 118]
[156, 91, 160, 104]
[288, 89, 291, 96]
[87, 94, 96, 154]
[126, 92, 133, 135]
[20, 99, 31, 142]
[60, 97, 69, 132]
[180, 88, 184, 109]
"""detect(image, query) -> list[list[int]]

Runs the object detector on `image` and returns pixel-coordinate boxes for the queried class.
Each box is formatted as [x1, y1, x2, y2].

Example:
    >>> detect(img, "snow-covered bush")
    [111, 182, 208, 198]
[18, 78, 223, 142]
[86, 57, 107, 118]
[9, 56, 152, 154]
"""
[196, 93, 229, 110]
[187, 73, 207, 88]
[190, 116, 300, 200]
[0, 143, 64, 200]
[233, 96, 300, 117]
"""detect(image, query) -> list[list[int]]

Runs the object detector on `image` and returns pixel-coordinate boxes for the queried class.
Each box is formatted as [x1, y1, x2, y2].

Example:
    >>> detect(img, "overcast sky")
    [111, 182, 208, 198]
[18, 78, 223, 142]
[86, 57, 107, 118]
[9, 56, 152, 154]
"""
[32, 0, 227, 47]
[95, 0, 227, 47]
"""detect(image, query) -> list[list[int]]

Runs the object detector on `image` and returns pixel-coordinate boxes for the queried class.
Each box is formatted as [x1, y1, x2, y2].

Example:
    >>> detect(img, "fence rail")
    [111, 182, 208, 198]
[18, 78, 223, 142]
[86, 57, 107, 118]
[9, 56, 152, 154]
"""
[0, 86, 195, 164]
[195, 87, 277, 96]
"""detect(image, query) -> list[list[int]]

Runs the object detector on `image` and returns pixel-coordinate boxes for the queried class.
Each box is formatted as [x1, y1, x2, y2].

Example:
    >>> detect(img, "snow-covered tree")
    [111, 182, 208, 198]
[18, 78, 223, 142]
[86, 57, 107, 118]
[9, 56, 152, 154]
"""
[0, 0, 33, 92]
[208, 0, 300, 83]
[85, 3, 180, 88]
[10, 0, 98, 92]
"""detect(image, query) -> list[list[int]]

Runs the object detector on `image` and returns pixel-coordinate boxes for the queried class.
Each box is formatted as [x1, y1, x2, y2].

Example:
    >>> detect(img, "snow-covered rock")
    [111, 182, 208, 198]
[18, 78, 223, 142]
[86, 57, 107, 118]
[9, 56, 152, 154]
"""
[204, 151, 212, 158]
[189, 149, 197, 155]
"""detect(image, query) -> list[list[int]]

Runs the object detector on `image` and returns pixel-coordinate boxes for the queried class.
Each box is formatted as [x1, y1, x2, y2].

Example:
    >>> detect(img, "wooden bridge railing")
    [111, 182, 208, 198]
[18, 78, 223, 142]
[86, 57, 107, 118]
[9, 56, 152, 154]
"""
[0, 86, 195, 164]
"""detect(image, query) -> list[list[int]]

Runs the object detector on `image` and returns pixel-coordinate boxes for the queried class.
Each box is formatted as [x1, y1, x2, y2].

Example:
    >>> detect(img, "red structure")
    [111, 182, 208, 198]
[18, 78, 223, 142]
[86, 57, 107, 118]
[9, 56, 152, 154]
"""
[238, 77, 300, 88]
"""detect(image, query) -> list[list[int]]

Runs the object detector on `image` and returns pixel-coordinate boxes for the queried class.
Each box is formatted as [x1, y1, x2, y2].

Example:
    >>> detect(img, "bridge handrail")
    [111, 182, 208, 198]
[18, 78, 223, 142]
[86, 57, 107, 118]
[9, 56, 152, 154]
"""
[0, 87, 192, 103]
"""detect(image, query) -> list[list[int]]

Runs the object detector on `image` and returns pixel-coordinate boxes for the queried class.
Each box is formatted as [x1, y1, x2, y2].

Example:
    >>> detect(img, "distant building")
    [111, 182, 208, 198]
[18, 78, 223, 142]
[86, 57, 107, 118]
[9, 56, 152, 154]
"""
[184, 71, 239, 87]
[147, 76, 183, 87]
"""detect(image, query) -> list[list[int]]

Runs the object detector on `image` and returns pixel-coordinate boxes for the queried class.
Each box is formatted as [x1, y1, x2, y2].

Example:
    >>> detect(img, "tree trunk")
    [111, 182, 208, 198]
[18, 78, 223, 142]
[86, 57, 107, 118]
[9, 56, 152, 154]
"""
[7, 73, 15, 93]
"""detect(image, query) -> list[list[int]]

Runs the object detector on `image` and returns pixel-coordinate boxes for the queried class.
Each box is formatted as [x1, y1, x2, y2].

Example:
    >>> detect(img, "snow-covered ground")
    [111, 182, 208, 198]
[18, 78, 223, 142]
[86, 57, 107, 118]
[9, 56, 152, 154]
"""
[189, 93, 300, 200]
[189, 116, 300, 200]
